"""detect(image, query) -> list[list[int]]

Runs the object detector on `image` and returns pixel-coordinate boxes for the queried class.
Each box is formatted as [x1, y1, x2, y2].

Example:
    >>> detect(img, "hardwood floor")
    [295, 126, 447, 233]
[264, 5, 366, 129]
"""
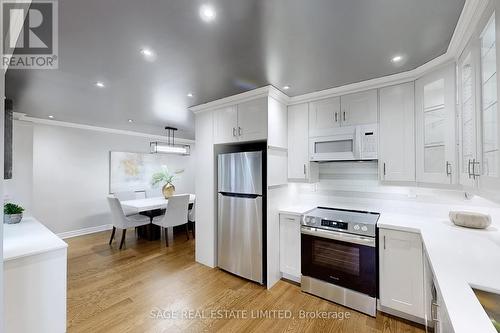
[67, 230, 424, 333]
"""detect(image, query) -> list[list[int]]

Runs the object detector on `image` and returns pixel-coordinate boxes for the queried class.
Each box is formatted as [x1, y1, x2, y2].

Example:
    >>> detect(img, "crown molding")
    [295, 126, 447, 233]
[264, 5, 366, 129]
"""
[190, 85, 290, 114]
[13, 112, 195, 144]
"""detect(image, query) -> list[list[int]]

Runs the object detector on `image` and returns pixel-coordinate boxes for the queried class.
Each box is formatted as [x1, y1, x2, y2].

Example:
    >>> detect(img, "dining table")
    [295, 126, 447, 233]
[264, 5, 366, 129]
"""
[121, 194, 196, 242]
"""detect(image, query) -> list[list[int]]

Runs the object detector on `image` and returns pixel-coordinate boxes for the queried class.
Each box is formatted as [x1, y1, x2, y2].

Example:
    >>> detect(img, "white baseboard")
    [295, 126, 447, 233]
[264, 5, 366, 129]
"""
[57, 224, 113, 239]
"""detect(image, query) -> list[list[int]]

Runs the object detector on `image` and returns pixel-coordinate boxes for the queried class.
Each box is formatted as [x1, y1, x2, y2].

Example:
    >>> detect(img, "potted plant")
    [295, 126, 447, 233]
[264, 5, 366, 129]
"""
[4, 203, 25, 224]
[151, 166, 184, 199]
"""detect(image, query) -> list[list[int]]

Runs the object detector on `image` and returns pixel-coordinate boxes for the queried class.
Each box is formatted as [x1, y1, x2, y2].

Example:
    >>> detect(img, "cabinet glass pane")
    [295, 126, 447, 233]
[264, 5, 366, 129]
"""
[424, 79, 445, 109]
[482, 46, 496, 82]
[424, 145, 445, 173]
[483, 103, 498, 152]
[482, 16, 496, 53]
[481, 14, 498, 178]
[424, 107, 446, 145]
[483, 150, 498, 177]
[461, 54, 476, 171]
[483, 74, 497, 108]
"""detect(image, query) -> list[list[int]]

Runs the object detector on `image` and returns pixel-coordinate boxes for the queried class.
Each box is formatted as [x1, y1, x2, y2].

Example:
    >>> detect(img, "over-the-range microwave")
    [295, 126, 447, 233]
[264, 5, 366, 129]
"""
[309, 124, 378, 161]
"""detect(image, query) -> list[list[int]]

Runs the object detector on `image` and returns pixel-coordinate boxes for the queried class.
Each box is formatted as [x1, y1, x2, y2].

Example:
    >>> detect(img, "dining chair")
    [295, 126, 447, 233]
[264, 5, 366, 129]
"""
[188, 201, 195, 239]
[152, 194, 190, 247]
[107, 197, 151, 249]
[113, 191, 139, 216]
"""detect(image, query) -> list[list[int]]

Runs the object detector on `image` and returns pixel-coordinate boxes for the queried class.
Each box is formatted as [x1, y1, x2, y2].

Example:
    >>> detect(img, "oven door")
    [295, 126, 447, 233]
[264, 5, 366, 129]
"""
[301, 226, 377, 297]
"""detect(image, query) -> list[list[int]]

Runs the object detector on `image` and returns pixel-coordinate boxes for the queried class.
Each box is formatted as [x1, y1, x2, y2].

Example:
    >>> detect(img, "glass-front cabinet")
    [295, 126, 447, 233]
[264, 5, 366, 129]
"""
[416, 63, 457, 184]
[458, 42, 480, 188]
[479, 13, 500, 192]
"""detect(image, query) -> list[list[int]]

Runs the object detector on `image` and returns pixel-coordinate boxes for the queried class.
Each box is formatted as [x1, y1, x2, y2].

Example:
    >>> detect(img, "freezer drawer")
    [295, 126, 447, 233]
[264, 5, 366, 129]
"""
[218, 151, 263, 195]
[217, 193, 263, 283]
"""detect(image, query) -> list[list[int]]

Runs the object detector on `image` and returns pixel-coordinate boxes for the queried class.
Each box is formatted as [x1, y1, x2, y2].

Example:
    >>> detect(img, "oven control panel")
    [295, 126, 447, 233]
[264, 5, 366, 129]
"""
[302, 208, 379, 238]
[321, 219, 348, 230]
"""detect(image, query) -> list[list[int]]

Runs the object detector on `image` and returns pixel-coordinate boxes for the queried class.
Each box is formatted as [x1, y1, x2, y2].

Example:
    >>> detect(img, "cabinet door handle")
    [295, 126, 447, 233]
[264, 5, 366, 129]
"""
[343, 111, 346, 122]
[334, 112, 338, 123]
[468, 159, 473, 179]
[383, 235, 386, 250]
[303, 164, 306, 175]
[446, 161, 452, 176]
[238, 127, 242, 136]
[383, 163, 386, 177]
[232, 127, 236, 137]
[472, 159, 480, 179]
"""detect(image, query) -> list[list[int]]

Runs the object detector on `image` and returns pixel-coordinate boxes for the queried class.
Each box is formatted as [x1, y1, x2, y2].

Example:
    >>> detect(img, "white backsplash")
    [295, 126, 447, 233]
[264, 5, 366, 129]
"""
[286, 161, 500, 221]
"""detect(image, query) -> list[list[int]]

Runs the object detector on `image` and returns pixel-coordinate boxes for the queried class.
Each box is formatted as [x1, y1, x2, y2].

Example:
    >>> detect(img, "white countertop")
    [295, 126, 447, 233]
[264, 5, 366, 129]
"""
[280, 200, 500, 333]
[3, 217, 68, 261]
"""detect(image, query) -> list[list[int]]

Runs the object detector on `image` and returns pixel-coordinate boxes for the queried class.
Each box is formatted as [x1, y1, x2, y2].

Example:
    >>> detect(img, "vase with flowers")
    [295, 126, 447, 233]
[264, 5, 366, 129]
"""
[151, 166, 184, 199]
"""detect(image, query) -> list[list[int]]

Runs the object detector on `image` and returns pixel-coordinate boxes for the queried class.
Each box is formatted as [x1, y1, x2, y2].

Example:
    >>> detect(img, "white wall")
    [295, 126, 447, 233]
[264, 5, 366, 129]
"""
[5, 121, 196, 234]
[4, 121, 33, 213]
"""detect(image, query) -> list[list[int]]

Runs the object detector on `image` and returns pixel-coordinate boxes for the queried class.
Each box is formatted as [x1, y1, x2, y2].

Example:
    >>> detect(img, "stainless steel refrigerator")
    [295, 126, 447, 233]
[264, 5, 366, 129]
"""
[217, 151, 264, 284]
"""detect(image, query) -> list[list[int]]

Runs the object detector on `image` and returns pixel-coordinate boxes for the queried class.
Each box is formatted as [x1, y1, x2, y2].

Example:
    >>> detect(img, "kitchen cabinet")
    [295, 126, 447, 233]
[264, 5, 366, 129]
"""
[288, 103, 319, 182]
[379, 228, 424, 320]
[308, 90, 378, 137]
[268, 96, 288, 149]
[237, 97, 268, 142]
[340, 89, 378, 127]
[415, 63, 457, 185]
[458, 40, 481, 188]
[478, 13, 500, 193]
[309, 97, 341, 137]
[213, 105, 238, 144]
[213, 97, 268, 144]
[379, 82, 416, 182]
[279, 214, 301, 282]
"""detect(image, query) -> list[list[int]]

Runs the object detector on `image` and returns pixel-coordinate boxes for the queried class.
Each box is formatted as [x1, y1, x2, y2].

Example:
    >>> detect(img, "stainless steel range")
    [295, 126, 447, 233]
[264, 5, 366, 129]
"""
[301, 207, 380, 316]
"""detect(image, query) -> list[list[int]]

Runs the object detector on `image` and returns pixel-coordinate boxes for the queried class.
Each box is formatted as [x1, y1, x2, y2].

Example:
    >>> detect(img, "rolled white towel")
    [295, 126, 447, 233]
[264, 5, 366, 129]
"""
[449, 211, 491, 229]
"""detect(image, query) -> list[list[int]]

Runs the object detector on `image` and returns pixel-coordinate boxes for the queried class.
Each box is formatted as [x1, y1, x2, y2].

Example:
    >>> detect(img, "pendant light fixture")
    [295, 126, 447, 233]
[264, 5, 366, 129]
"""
[150, 126, 190, 155]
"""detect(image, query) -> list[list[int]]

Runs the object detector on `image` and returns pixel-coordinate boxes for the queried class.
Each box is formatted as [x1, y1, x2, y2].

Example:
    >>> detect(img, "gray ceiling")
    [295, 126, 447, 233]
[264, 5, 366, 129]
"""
[6, 0, 465, 139]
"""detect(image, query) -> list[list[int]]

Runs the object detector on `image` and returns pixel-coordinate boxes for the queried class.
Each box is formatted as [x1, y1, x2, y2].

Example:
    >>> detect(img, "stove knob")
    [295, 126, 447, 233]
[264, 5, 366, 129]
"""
[361, 226, 368, 232]
[354, 224, 360, 231]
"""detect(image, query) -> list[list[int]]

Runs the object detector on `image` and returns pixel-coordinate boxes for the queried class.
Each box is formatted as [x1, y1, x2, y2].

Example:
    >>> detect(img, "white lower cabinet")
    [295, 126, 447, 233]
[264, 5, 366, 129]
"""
[379, 228, 425, 320]
[279, 214, 301, 282]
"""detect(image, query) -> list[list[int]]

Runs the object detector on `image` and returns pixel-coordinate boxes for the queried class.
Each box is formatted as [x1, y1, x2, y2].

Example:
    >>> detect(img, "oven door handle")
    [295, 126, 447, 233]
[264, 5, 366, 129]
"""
[301, 226, 376, 247]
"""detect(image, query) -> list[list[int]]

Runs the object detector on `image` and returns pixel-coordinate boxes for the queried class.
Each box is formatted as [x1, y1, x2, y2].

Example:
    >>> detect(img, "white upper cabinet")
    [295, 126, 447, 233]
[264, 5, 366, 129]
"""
[340, 89, 378, 127]
[309, 97, 341, 137]
[479, 13, 500, 192]
[379, 82, 415, 182]
[213, 97, 268, 144]
[237, 97, 268, 142]
[458, 41, 481, 188]
[416, 63, 457, 185]
[288, 103, 319, 181]
[267, 97, 287, 149]
[309, 90, 378, 138]
[213, 106, 238, 144]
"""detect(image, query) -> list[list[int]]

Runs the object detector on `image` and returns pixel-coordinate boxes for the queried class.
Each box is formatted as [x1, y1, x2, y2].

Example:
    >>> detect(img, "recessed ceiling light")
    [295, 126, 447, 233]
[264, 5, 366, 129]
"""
[187, 92, 194, 98]
[391, 55, 403, 63]
[199, 4, 216, 22]
[128, 119, 133, 123]
[140, 48, 154, 57]
[48, 115, 54, 119]
[283, 85, 290, 90]
[95, 81, 105, 88]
